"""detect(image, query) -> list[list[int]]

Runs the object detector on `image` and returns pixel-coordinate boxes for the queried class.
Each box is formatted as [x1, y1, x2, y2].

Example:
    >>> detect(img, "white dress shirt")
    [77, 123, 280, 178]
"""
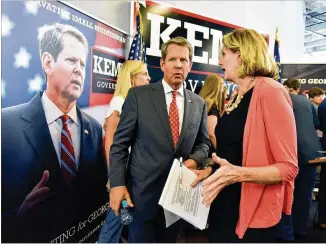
[162, 79, 185, 133]
[41, 92, 81, 169]
[105, 95, 125, 118]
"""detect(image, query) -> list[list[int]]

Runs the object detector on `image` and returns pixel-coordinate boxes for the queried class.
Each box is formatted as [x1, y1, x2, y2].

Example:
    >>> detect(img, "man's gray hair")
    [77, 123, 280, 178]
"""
[39, 23, 88, 61]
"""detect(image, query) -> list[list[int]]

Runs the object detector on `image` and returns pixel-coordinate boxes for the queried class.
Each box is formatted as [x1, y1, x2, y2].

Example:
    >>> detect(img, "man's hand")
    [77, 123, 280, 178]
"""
[106, 178, 111, 192]
[110, 186, 134, 216]
[201, 153, 242, 206]
[17, 170, 52, 215]
[184, 159, 198, 170]
[191, 167, 213, 187]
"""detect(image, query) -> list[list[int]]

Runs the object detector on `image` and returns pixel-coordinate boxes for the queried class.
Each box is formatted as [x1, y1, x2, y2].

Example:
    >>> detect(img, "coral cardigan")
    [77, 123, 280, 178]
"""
[235, 77, 299, 238]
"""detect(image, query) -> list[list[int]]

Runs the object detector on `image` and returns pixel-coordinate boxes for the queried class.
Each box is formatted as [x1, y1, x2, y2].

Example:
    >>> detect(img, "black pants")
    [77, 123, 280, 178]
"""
[208, 217, 278, 243]
[127, 207, 180, 243]
[208, 184, 277, 243]
[292, 164, 317, 235]
[319, 164, 326, 224]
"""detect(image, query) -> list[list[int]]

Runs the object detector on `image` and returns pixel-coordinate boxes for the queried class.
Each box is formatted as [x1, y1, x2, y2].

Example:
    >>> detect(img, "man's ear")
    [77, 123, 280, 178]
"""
[130, 75, 135, 87]
[160, 58, 165, 72]
[188, 61, 193, 71]
[41, 52, 54, 77]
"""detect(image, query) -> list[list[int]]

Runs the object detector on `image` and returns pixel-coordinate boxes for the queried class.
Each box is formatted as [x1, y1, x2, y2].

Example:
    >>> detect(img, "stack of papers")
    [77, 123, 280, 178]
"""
[159, 159, 210, 230]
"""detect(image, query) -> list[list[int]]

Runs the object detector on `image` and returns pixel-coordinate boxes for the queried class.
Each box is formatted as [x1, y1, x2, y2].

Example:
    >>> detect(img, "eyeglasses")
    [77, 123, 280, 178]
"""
[137, 72, 149, 76]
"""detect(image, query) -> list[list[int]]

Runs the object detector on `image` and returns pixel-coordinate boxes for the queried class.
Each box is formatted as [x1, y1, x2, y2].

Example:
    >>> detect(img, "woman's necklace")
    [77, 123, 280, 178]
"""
[225, 77, 256, 115]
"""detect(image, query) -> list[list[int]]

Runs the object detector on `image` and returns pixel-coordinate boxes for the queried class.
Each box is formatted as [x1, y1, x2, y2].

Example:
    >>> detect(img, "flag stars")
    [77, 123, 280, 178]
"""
[37, 25, 50, 41]
[25, 1, 39, 15]
[28, 74, 44, 93]
[14, 47, 32, 69]
[1, 15, 15, 37]
[128, 13, 146, 62]
[2, 80, 7, 98]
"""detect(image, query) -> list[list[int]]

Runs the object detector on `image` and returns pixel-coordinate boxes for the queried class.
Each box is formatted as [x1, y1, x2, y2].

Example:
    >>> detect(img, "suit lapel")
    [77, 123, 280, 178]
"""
[76, 108, 92, 180]
[150, 83, 174, 150]
[176, 89, 194, 151]
[22, 93, 63, 186]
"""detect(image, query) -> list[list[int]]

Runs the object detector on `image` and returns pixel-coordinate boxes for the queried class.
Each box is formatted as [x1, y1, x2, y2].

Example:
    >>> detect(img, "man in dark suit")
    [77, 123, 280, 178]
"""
[109, 37, 211, 242]
[317, 97, 326, 229]
[1, 23, 108, 243]
[278, 78, 321, 241]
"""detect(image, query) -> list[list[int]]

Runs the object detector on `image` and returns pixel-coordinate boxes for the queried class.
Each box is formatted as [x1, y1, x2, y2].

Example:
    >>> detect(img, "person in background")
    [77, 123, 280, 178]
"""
[308, 87, 325, 140]
[283, 77, 301, 94]
[284, 79, 320, 130]
[308, 87, 325, 110]
[199, 73, 226, 156]
[307, 87, 324, 204]
[98, 60, 150, 243]
[277, 78, 321, 242]
[317, 98, 326, 230]
[196, 29, 298, 242]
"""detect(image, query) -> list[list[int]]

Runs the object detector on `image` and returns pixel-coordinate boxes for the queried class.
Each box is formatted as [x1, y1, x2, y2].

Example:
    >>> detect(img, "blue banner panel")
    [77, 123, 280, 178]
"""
[1, 1, 127, 242]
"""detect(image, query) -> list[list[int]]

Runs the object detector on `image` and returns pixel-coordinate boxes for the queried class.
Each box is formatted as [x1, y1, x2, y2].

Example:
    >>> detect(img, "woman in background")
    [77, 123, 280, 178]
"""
[199, 29, 298, 242]
[199, 74, 226, 155]
[98, 60, 150, 243]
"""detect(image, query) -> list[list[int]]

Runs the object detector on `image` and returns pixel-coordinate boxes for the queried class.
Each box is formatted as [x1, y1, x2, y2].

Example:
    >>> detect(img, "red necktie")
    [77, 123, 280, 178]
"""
[169, 91, 179, 148]
[60, 115, 77, 182]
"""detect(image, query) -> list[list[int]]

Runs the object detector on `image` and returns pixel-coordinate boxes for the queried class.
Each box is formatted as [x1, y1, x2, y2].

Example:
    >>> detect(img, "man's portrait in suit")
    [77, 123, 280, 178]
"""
[109, 36, 211, 242]
[1, 23, 108, 243]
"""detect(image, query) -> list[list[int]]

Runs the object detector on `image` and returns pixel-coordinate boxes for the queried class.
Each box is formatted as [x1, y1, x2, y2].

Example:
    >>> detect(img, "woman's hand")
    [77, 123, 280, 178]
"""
[201, 153, 242, 206]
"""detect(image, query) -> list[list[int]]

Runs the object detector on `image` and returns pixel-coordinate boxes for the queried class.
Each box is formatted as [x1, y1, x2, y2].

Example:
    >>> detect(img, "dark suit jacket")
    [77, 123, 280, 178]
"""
[1, 93, 108, 243]
[110, 82, 210, 221]
[318, 98, 326, 150]
[312, 103, 320, 130]
[290, 94, 321, 164]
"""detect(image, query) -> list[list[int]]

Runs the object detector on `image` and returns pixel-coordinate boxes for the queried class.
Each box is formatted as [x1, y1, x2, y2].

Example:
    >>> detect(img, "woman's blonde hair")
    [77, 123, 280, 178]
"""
[199, 74, 226, 114]
[222, 29, 279, 79]
[114, 60, 146, 98]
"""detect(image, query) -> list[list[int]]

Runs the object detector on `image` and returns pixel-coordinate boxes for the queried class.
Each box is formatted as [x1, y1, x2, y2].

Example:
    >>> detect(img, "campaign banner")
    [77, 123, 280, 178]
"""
[1, 0, 127, 242]
[281, 64, 326, 94]
[2, 0, 127, 122]
[91, 48, 125, 95]
[137, 1, 241, 97]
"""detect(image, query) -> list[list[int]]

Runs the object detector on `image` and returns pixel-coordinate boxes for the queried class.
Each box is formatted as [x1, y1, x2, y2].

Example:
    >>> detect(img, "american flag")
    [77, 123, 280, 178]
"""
[274, 27, 282, 83]
[128, 4, 147, 63]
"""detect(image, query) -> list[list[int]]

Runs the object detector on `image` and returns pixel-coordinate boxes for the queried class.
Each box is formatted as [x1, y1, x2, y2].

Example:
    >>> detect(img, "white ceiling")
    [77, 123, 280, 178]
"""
[304, 0, 326, 55]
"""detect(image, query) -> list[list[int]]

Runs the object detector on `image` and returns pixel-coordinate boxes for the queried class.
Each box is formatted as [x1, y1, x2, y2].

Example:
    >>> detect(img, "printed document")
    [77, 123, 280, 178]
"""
[159, 159, 210, 230]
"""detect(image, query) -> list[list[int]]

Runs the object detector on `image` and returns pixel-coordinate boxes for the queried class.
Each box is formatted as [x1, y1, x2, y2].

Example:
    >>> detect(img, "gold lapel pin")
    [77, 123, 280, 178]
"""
[84, 129, 89, 134]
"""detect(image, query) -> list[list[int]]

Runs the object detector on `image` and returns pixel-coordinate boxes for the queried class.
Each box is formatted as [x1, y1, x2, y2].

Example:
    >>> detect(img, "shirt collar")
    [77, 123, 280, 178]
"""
[162, 79, 184, 97]
[41, 92, 78, 125]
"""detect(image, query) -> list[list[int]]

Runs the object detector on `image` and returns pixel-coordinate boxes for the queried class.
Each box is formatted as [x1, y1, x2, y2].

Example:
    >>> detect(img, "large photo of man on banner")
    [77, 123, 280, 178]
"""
[1, 1, 127, 242]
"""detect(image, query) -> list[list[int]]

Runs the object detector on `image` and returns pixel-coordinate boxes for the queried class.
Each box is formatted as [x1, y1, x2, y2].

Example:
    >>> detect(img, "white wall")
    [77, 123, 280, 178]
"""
[65, 0, 306, 62]
[169, 1, 306, 63]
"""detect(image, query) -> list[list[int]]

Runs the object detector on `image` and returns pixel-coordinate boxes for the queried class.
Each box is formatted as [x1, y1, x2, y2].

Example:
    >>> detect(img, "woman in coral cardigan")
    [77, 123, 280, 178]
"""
[200, 29, 298, 242]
